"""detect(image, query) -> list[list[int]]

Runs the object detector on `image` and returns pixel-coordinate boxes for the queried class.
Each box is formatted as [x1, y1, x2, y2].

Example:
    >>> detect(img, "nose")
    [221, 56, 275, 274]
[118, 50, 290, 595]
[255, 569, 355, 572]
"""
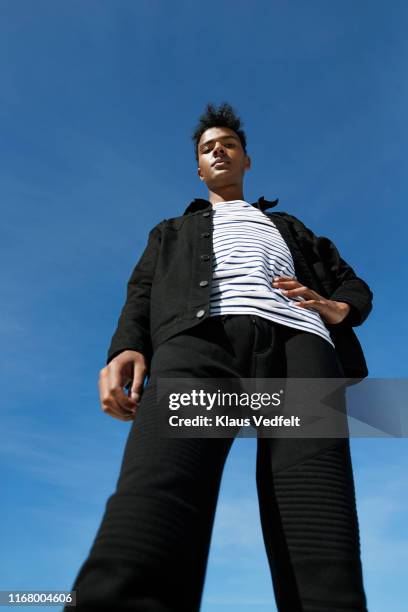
[213, 141, 226, 157]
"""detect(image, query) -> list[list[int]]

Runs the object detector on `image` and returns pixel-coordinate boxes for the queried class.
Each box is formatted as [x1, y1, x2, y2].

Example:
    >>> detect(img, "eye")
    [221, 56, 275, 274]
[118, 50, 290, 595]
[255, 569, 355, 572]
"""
[201, 142, 235, 154]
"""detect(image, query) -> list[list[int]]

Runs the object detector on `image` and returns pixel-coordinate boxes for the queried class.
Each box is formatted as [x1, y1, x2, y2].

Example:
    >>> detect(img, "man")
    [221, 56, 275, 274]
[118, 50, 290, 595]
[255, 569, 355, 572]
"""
[68, 103, 372, 611]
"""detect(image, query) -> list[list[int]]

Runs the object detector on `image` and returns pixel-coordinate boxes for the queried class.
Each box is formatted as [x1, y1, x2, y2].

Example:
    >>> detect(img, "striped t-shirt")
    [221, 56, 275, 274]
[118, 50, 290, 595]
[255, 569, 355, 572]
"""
[209, 199, 335, 347]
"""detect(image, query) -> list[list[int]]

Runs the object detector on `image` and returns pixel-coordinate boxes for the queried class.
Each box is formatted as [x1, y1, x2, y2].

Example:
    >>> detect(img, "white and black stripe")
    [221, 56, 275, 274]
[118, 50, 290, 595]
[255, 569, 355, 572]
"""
[209, 200, 335, 347]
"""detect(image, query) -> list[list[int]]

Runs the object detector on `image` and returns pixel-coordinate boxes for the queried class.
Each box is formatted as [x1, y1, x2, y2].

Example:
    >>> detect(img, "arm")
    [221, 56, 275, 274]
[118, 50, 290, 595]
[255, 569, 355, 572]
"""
[283, 213, 373, 326]
[98, 222, 163, 422]
[313, 235, 373, 327]
[106, 222, 163, 365]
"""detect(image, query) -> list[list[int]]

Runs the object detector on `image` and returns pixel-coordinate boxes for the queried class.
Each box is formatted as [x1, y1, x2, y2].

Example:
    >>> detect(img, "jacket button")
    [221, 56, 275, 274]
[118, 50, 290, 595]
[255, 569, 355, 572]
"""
[200, 232, 210, 238]
[199, 280, 209, 287]
[196, 309, 206, 318]
[202, 211, 210, 217]
[200, 254, 210, 261]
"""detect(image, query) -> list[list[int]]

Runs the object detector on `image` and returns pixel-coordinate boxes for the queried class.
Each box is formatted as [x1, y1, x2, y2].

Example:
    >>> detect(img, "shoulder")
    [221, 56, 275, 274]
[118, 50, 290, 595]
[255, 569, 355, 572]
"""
[156, 211, 198, 231]
[267, 211, 311, 233]
[149, 216, 181, 231]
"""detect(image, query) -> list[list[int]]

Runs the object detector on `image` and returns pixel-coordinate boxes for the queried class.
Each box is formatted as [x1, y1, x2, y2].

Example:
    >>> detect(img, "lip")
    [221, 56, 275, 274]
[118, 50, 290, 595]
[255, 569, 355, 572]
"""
[212, 159, 230, 167]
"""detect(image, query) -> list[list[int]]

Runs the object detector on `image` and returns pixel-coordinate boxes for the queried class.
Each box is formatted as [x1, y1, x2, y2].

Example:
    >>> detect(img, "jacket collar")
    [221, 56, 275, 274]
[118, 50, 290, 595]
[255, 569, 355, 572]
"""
[183, 195, 279, 215]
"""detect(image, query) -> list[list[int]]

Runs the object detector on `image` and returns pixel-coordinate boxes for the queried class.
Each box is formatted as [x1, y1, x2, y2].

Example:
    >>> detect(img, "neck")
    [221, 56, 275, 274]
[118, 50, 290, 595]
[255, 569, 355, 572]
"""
[207, 185, 245, 206]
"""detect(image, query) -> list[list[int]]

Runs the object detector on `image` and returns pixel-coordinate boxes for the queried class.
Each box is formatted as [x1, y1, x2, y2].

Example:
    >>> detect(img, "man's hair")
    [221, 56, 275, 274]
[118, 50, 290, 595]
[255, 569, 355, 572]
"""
[191, 102, 247, 162]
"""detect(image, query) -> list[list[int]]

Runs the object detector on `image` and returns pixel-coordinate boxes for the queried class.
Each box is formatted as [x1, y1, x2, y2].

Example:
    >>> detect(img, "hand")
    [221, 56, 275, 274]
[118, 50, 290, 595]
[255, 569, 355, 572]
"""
[272, 276, 351, 325]
[98, 350, 148, 422]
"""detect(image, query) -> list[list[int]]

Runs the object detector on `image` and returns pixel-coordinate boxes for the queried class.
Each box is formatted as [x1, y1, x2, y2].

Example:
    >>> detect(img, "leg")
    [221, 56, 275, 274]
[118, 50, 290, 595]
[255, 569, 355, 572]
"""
[255, 322, 368, 611]
[66, 315, 254, 611]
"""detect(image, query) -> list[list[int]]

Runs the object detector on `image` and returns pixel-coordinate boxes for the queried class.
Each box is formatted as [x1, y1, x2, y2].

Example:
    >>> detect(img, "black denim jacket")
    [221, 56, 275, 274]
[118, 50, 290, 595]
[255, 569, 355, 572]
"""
[106, 196, 373, 379]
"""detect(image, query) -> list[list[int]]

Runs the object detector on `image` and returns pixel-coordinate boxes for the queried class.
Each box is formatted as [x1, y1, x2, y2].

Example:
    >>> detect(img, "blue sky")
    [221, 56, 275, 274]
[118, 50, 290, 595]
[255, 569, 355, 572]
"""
[1, 1, 407, 610]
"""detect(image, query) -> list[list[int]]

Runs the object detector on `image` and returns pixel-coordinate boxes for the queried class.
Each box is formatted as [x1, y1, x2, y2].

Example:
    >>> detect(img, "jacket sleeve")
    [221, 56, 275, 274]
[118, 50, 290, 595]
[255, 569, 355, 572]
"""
[106, 222, 163, 365]
[286, 213, 374, 327]
[312, 234, 373, 327]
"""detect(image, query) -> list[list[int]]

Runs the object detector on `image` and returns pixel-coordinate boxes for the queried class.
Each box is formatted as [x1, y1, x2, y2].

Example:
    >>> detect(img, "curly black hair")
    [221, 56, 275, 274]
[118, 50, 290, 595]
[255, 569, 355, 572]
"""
[191, 102, 247, 162]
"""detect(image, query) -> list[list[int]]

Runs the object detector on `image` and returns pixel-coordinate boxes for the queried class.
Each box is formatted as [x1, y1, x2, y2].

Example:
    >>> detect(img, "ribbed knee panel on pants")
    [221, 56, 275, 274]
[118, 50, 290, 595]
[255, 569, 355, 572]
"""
[257, 440, 368, 611]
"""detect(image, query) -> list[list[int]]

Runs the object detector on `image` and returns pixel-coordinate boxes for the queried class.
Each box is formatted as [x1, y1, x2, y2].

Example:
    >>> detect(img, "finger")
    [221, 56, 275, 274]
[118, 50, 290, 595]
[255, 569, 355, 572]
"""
[102, 405, 135, 422]
[128, 384, 142, 405]
[102, 380, 138, 420]
[293, 299, 325, 311]
[130, 368, 146, 403]
[101, 388, 137, 420]
[99, 366, 138, 420]
[111, 384, 139, 412]
[281, 285, 314, 298]
[273, 279, 301, 289]
[107, 363, 140, 413]
[100, 390, 136, 420]
[293, 298, 326, 305]
[98, 369, 121, 415]
[272, 276, 297, 284]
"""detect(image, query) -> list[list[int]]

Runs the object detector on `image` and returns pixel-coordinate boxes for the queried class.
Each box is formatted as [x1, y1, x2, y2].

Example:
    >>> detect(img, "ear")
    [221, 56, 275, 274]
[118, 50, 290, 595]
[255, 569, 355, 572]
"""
[197, 166, 205, 182]
[245, 155, 251, 170]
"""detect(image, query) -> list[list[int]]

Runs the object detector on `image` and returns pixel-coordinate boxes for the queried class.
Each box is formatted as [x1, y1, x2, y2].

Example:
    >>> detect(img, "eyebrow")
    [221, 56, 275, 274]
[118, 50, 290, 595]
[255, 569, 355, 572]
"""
[199, 135, 239, 151]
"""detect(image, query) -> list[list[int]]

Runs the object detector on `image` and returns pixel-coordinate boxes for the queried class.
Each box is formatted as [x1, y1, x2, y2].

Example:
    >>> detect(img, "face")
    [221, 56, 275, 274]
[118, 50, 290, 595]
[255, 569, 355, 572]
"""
[197, 126, 251, 188]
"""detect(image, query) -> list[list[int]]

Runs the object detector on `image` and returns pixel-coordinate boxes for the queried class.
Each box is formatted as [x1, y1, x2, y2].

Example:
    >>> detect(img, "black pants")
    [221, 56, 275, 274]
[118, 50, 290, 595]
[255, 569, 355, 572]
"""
[67, 315, 368, 611]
